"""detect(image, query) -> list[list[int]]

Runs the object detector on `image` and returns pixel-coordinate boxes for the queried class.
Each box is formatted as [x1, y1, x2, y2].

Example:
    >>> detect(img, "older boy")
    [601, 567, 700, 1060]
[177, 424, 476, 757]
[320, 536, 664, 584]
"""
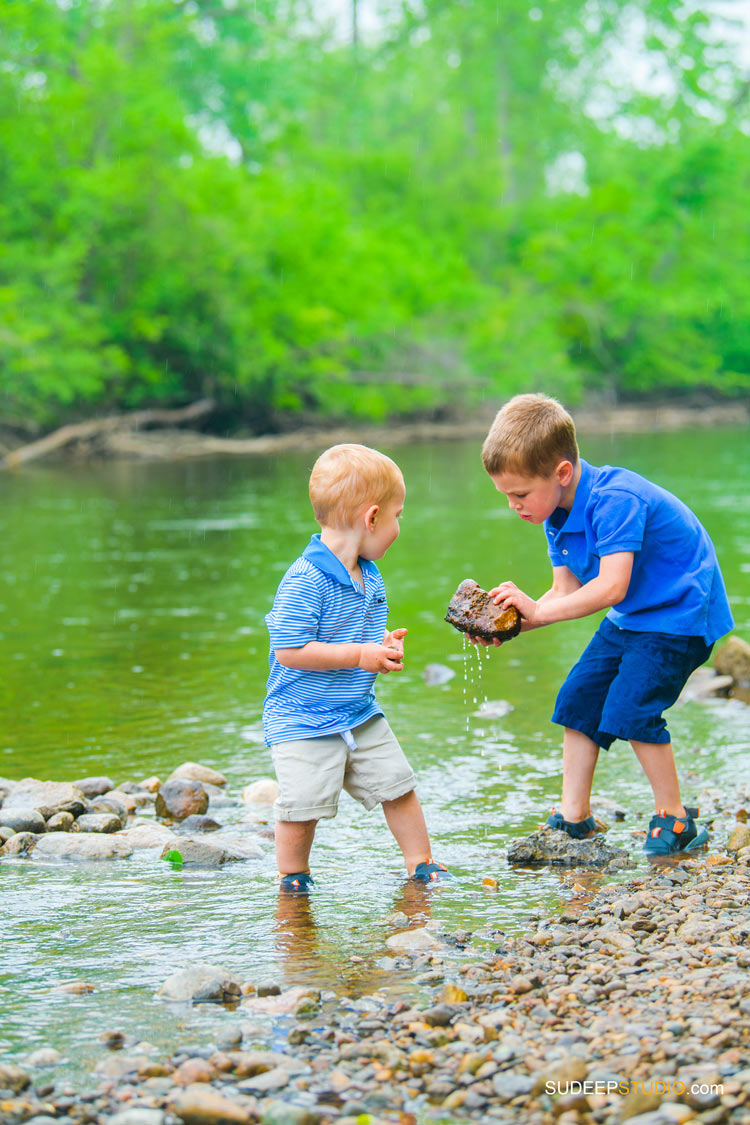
[477, 394, 733, 856]
[264, 443, 449, 890]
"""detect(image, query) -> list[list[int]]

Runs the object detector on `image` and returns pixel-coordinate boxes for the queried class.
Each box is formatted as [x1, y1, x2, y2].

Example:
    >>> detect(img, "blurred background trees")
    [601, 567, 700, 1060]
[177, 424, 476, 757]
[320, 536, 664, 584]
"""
[1, 0, 748, 431]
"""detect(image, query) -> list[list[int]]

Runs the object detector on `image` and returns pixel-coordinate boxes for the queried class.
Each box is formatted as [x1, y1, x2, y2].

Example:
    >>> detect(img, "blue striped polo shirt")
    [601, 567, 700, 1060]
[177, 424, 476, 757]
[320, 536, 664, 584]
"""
[544, 459, 734, 644]
[263, 535, 389, 745]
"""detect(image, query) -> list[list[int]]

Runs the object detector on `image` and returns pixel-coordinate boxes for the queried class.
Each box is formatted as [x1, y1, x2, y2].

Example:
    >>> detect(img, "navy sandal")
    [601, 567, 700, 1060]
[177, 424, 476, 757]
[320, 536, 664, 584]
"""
[545, 810, 601, 840]
[644, 809, 709, 857]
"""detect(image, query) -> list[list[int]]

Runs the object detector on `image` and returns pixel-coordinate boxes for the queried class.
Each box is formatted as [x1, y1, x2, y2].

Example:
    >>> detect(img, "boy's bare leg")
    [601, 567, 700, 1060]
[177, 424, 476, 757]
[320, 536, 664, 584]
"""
[630, 740, 686, 817]
[275, 819, 317, 876]
[560, 727, 600, 822]
[382, 790, 431, 875]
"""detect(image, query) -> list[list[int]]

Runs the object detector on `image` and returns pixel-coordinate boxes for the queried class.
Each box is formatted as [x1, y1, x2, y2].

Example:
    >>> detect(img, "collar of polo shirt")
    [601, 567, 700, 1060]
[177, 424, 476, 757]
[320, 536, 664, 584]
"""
[302, 534, 377, 590]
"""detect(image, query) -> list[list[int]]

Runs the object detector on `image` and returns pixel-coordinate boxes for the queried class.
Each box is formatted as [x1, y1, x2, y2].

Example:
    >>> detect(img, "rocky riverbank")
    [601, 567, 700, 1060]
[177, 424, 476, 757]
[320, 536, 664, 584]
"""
[2, 756, 750, 1125]
[2, 836, 749, 1125]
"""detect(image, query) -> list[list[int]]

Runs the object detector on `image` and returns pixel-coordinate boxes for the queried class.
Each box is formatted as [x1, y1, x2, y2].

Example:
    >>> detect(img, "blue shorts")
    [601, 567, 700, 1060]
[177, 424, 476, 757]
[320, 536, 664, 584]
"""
[552, 618, 713, 750]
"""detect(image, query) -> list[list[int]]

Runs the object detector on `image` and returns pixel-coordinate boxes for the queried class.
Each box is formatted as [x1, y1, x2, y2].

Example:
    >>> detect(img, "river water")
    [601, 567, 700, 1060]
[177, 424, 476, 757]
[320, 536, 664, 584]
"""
[1, 428, 749, 1077]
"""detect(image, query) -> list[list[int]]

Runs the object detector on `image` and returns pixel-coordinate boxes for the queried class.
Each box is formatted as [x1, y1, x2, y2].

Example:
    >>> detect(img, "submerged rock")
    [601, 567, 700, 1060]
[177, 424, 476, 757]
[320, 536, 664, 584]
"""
[157, 963, 243, 1004]
[444, 579, 521, 642]
[159, 837, 258, 865]
[32, 833, 133, 860]
[507, 825, 627, 868]
[385, 926, 442, 954]
[422, 663, 455, 685]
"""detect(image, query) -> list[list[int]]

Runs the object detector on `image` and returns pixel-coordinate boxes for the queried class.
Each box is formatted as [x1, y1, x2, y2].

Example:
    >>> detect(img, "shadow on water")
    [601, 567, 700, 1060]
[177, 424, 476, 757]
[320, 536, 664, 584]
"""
[1, 429, 749, 1076]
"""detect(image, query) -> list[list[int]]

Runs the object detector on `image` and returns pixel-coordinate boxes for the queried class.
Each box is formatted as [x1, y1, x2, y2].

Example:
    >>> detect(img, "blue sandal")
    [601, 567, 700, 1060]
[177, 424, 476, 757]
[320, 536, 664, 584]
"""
[545, 810, 601, 840]
[644, 809, 709, 857]
[412, 859, 452, 883]
[279, 872, 314, 892]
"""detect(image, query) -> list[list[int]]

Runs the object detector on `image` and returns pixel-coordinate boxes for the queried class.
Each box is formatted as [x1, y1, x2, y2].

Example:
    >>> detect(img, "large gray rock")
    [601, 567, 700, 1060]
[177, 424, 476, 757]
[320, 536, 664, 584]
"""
[156, 962, 243, 1003]
[507, 826, 627, 869]
[75, 812, 122, 834]
[0, 808, 46, 834]
[72, 776, 115, 798]
[1, 779, 86, 820]
[385, 926, 442, 954]
[33, 833, 133, 860]
[155, 779, 209, 821]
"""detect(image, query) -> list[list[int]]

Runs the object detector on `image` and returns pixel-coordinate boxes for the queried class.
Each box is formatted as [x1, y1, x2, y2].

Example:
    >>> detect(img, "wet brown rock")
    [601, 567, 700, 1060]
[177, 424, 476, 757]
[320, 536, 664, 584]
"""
[444, 579, 522, 642]
[155, 779, 209, 821]
[728, 824, 750, 852]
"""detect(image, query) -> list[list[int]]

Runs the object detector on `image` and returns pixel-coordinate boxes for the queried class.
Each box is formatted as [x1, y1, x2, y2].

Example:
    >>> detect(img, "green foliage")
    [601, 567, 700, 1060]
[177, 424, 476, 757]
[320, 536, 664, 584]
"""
[0, 0, 748, 429]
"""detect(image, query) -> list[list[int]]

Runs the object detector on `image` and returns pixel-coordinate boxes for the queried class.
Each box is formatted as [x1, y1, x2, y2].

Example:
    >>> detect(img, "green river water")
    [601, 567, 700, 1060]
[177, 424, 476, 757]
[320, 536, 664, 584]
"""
[1, 428, 749, 1077]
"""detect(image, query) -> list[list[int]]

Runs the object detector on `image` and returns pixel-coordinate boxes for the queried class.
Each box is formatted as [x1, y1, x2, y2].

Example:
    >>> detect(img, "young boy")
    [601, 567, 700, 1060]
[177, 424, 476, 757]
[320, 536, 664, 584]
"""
[477, 394, 734, 856]
[263, 443, 449, 890]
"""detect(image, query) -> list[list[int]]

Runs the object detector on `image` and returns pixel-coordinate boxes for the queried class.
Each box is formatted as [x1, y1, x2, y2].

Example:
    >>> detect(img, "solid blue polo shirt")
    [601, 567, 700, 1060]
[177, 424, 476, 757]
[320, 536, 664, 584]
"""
[544, 459, 734, 644]
[263, 535, 389, 745]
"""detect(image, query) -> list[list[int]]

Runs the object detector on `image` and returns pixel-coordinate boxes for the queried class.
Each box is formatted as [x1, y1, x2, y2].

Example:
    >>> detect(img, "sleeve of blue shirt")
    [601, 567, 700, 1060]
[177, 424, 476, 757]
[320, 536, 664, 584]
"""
[591, 489, 647, 556]
[266, 572, 324, 650]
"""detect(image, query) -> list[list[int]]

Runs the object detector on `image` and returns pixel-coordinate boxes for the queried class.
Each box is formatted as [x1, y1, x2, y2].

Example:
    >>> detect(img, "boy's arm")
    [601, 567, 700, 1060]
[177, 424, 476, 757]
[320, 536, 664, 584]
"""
[275, 640, 404, 674]
[494, 552, 634, 628]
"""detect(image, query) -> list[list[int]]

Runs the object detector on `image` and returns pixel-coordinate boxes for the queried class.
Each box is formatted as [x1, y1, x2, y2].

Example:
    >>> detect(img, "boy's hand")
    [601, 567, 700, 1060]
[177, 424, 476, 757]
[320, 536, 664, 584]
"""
[490, 581, 539, 628]
[383, 627, 408, 656]
[359, 641, 405, 674]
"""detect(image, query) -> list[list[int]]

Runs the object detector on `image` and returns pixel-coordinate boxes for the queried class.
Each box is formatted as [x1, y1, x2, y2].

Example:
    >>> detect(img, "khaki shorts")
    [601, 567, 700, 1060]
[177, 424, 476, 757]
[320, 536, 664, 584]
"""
[270, 715, 417, 822]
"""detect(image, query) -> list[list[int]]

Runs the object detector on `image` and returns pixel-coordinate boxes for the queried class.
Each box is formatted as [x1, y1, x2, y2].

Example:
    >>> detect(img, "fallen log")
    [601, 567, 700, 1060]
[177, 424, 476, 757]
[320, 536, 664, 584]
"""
[2, 399, 215, 469]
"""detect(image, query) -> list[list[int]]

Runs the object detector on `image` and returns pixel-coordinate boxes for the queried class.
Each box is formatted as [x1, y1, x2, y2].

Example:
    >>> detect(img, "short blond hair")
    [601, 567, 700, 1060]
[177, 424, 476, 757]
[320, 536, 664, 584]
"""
[482, 393, 579, 477]
[309, 444, 404, 529]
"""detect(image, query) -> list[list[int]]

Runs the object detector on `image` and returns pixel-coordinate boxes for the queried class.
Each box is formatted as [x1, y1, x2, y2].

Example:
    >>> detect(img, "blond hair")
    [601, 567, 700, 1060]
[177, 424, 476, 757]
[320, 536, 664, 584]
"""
[482, 394, 579, 477]
[309, 444, 404, 529]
